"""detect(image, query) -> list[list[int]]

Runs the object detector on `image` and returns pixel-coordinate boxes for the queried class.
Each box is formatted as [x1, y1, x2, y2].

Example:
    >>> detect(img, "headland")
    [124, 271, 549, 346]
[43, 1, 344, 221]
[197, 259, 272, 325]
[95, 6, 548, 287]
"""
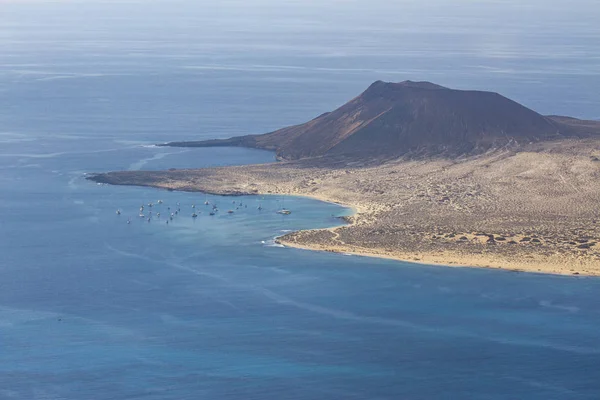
[89, 81, 600, 276]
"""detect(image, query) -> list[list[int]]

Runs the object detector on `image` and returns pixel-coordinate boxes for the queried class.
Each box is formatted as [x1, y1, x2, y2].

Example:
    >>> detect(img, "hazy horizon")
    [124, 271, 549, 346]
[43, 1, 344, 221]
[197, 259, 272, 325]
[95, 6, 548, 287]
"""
[1, 0, 599, 120]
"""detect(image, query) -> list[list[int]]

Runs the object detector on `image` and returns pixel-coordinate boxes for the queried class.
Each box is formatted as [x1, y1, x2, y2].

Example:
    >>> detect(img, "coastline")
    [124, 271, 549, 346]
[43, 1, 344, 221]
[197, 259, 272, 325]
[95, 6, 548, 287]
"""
[88, 171, 599, 277]
[270, 197, 599, 277]
[275, 233, 595, 277]
[87, 143, 600, 277]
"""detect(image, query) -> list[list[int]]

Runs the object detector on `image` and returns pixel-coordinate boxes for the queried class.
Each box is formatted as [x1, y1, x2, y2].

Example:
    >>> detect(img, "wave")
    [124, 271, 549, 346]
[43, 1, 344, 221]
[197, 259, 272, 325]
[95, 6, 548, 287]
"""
[2, 163, 41, 169]
[261, 239, 285, 248]
[539, 300, 580, 313]
[0, 146, 137, 159]
[34, 72, 132, 82]
[128, 149, 188, 170]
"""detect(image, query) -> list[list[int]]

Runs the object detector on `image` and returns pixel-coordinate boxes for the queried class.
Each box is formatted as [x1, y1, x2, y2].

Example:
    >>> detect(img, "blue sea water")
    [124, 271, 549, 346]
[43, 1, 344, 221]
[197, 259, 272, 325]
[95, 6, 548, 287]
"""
[1, 1, 600, 399]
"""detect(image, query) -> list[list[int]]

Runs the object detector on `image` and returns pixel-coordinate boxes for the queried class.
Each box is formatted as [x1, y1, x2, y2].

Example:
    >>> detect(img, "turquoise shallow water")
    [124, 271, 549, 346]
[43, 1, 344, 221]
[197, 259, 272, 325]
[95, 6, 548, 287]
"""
[2, 133, 600, 400]
[2, 1, 600, 398]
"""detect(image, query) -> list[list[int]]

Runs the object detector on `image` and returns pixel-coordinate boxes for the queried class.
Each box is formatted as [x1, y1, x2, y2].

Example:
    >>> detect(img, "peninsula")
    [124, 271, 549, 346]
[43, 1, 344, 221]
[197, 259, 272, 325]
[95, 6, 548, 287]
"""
[90, 81, 600, 275]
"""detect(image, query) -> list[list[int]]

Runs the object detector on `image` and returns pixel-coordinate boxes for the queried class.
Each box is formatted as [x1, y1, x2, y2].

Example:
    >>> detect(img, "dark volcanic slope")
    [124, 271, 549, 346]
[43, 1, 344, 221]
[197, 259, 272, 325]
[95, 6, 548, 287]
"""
[165, 80, 600, 160]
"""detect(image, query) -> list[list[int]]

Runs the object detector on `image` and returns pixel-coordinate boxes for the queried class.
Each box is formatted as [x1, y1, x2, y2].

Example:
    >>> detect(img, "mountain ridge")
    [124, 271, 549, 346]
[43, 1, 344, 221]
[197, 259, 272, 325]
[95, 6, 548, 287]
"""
[162, 81, 600, 160]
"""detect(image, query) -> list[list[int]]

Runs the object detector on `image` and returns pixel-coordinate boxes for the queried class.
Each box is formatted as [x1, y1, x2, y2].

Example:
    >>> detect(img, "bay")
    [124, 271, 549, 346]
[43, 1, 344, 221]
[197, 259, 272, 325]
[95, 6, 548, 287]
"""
[1, 1, 600, 398]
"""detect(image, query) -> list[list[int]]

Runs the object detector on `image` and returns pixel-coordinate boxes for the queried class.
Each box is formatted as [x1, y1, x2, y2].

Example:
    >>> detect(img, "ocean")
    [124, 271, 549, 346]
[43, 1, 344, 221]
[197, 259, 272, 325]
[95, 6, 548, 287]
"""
[1, 1, 600, 399]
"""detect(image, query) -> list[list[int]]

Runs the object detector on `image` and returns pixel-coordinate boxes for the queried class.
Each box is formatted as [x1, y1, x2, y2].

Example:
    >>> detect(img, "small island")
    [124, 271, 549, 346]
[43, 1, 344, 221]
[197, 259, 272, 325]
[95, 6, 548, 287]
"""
[89, 81, 600, 276]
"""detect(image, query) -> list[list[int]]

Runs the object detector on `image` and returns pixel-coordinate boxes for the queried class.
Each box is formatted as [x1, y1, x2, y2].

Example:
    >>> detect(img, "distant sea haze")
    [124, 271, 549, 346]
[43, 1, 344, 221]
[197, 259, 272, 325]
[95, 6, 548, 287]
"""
[1, 1, 600, 399]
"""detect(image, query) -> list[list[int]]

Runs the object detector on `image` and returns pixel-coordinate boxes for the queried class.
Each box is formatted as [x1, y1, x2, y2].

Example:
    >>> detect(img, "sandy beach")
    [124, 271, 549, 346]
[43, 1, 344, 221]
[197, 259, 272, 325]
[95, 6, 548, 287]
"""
[89, 138, 600, 276]
[276, 232, 599, 276]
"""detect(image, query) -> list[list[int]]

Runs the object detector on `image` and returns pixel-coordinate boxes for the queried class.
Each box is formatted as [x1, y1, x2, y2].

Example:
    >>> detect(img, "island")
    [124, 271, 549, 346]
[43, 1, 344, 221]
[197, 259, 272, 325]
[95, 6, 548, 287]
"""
[89, 80, 600, 276]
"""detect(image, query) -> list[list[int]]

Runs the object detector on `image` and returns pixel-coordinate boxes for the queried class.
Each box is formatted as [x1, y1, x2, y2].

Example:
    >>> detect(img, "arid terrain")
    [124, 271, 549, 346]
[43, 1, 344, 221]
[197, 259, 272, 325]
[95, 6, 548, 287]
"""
[90, 81, 600, 276]
[91, 138, 600, 276]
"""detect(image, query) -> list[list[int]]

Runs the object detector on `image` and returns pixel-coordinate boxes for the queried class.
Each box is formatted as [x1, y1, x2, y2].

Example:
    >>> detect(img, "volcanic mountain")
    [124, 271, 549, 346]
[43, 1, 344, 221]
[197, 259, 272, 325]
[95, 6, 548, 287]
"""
[164, 80, 600, 160]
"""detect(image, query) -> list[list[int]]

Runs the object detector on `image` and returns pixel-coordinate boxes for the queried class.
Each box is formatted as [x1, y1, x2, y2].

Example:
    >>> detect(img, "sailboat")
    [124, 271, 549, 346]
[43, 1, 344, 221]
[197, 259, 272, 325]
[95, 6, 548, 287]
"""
[277, 196, 291, 215]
